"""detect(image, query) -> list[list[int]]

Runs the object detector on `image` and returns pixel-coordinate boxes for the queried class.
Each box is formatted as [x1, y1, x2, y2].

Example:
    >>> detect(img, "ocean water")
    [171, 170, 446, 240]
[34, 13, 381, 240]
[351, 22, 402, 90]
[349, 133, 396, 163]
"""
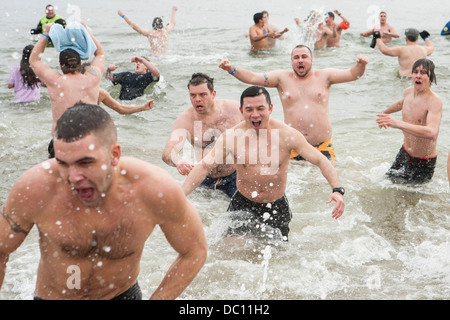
[0, 0, 449, 300]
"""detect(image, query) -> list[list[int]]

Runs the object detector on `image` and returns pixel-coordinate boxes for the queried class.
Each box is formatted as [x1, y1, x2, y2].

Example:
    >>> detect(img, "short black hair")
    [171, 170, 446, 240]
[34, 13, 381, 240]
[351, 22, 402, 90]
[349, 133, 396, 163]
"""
[240, 86, 271, 108]
[253, 12, 263, 24]
[412, 58, 437, 85]
[55, 103, 117, 143]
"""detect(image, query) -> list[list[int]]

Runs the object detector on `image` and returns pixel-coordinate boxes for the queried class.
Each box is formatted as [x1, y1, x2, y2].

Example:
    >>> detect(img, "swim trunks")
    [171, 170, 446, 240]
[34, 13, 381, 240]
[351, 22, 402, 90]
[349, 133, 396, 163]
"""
[226, 190, 292, 239]
[34, 282, 142, 300]
[290, 138, 336, 161]
[386, 145, 437, 184]
[200, 171, 237, 198]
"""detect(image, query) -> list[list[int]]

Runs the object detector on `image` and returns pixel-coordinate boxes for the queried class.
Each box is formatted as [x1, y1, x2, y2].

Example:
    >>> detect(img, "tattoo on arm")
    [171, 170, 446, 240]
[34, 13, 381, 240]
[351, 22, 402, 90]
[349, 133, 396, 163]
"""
[1, 207, 28, 235]
[263, 73, 269, 87]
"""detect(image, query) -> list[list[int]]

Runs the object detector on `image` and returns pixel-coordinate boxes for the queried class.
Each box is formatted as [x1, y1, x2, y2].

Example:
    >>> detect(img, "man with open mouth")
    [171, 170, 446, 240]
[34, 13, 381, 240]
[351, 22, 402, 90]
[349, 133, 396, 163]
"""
[376, 59, 442, 184]
[219, 45, 368, 162]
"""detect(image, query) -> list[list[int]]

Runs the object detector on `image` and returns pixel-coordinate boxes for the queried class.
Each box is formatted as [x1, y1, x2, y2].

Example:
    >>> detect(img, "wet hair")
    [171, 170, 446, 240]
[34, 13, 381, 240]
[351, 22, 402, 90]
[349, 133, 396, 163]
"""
[59, 49, 81, 74]
[412, 58, 437, 85]
[291, 44, 313, 57]
[152, 17, 163, 30]
[327, 12, 335, 19]
[187, 73, 214, 92]
[55, 103, 117, 144]
[253, 12, 263, 24]
[20, 45, 40, 88]
[240, 86, 271, 108]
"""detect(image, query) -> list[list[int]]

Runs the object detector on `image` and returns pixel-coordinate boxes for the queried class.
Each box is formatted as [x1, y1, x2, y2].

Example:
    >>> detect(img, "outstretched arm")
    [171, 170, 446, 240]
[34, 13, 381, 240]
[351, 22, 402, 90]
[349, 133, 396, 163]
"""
[327, 54, 369, 84]
[118, 10, 150, 36]
[218, 59, 281, 88]
[99, 88, 154, 114]
[165, 6, 178, 33]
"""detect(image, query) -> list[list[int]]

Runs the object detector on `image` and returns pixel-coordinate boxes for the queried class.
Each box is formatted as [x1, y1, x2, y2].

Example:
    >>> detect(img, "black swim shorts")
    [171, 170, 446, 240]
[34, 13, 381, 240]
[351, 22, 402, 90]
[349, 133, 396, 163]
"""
[226, 190, 292, 240]
[386, 145, 437, 184]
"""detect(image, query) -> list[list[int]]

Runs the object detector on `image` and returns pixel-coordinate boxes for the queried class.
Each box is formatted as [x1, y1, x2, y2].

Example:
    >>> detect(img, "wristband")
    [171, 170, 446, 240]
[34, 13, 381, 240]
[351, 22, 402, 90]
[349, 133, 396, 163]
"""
[229, 67, 237, 75]
[122, 14, 126, 18]
[266, 33, 269, 37]
[42, 34, 50, 39]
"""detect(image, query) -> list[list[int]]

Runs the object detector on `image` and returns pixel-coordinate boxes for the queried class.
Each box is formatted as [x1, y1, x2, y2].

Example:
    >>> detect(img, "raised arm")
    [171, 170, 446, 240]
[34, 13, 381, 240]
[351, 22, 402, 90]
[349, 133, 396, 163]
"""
[78, 20, 105, 77]
[132, 56, 160, 79]
[117, 10, 150, 36]
[29, 23, 60, 85]
[165, 6, 178, 33]
[218, 59, 281, 87]
[376, 38, 402, 57]
[327, 54, 369, 84]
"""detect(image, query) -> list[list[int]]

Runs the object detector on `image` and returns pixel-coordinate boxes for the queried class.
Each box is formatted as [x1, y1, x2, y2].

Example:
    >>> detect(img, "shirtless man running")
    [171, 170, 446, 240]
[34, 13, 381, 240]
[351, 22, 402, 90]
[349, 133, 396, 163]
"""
[162, 73, 243, 197]
[376, 59, 442, 184]
[0, 103, 207, 300]
[118, 6, 177, 56]
[219, 45, 368, 161]
[182, 86, 344, 240]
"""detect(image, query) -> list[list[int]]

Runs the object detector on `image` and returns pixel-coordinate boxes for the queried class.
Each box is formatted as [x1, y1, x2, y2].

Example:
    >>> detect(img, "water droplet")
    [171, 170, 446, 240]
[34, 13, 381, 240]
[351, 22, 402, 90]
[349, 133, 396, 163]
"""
[101, 164, 107, 170]
[251, 191, 258, 198]
[88, 144, 95, 150]
[120, 169, 127, 175]
[42, 161, 51, 170]
[103, 246, 111, 252]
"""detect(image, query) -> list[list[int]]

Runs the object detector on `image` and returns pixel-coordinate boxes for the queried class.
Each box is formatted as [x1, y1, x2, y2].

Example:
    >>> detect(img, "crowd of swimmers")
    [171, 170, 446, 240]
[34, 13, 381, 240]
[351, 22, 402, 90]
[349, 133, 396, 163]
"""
[1, 4, 450, 300]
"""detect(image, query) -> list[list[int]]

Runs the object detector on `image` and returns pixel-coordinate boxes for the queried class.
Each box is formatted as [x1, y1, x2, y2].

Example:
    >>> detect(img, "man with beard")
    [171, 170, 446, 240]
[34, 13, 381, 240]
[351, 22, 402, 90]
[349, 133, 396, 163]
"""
[0, 103, 207, 300]
[219, 45, 368, 161]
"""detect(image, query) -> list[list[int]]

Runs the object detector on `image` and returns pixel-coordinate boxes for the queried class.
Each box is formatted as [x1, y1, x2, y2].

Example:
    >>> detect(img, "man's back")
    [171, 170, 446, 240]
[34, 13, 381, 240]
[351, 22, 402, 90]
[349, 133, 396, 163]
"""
[397, 45, 429, 77]
[46, 72, 101, 133]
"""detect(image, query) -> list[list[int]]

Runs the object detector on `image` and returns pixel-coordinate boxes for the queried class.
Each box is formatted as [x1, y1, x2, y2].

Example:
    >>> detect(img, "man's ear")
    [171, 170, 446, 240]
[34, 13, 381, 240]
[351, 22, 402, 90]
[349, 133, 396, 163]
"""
[111, 144, 121, 166]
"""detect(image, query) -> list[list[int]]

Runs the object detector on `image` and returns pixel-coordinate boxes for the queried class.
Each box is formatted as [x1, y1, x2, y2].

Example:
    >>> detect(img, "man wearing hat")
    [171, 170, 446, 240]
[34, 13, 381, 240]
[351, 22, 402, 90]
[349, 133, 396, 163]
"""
[373, 27, 434, 78]
[29, 21, 105, 158]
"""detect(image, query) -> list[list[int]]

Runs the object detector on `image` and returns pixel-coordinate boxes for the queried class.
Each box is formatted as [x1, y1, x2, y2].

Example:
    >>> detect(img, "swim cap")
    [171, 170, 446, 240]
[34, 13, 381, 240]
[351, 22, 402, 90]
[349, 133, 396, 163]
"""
[339, 20, 350, 30]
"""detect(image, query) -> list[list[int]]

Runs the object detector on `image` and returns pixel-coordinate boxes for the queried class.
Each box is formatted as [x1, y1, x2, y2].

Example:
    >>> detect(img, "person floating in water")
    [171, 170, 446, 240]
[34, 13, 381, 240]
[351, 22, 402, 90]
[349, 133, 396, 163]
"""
[376, 59, 442, 184]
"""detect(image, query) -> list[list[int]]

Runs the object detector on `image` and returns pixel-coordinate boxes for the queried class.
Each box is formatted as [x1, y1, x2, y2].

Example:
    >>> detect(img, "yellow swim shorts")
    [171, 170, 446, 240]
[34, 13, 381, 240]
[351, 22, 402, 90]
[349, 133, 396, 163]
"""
[290, 138, 336, 162]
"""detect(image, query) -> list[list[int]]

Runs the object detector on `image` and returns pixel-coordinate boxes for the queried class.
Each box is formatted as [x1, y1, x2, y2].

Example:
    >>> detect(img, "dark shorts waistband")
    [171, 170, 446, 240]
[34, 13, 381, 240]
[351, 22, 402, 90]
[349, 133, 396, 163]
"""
[34, 282, 142, 300]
